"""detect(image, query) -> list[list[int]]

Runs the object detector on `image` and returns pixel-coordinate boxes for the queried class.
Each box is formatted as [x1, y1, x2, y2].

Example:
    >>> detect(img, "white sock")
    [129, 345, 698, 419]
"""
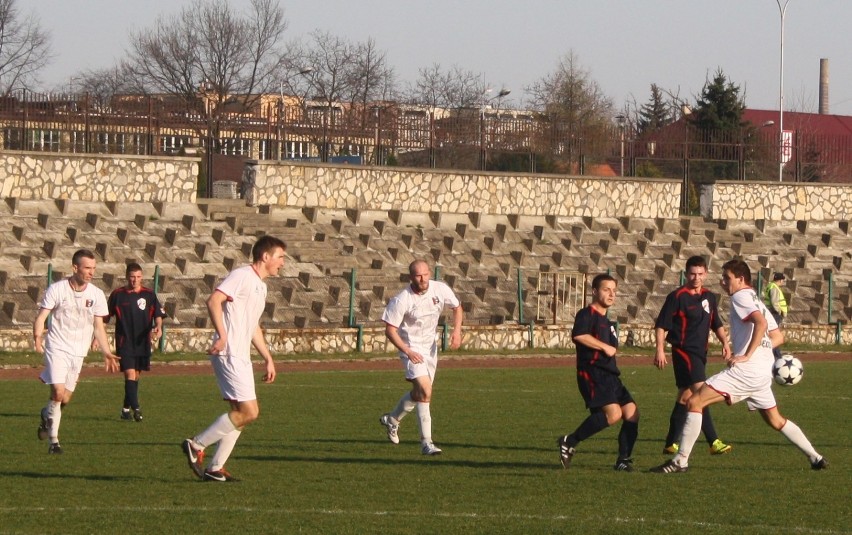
[209, 428, 242, 471]
[194, 413, 238, 449]
[674, 411, 703, 466]
[780, 420, 820, 462]
[47, 400, 62, 442]
[390, 392, 416, 423]
[416, 402, 432, 444]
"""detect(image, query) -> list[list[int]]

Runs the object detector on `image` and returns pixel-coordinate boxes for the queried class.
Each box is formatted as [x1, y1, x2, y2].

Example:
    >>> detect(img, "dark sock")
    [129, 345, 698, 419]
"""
[125, 380, 140, 410]
[618, 420, 639, 459]
[702, 407, 719, 445]
[665, 402, 688, 446]
[568, 411, 609, 446]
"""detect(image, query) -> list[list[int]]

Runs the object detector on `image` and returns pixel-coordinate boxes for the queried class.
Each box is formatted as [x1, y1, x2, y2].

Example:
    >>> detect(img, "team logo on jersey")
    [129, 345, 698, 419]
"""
[85, 299, 94, 307]
[137, 297, 147, 310]
[610, 325, 617, 337]
[701, 299, 710, 314]
[432, 297, 440, 305]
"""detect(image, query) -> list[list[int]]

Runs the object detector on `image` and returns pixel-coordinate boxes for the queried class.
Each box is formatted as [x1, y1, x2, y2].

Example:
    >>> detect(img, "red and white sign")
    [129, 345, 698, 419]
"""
[781, 130, 793, 165]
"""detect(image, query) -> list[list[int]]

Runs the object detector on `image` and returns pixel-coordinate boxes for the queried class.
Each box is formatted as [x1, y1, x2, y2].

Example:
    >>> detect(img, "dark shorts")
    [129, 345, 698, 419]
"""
[119, 354, 151, 372]
[672, 347, 707, 388]
[576, 368, 634, 410]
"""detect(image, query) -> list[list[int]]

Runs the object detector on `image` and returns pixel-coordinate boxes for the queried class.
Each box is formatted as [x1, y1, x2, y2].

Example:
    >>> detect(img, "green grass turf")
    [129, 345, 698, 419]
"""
[0, 361, 848, 534]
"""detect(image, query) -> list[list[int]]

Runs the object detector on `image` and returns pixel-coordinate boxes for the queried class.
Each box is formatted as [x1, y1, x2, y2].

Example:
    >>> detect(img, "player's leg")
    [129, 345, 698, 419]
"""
[121, 357, 138, 419]
[411, 375, 440, 454]
[663, 387, 689, 453]
[759, 407, 826, 468]
[615, 399, 639, 471]
[676, 386, 724, 464]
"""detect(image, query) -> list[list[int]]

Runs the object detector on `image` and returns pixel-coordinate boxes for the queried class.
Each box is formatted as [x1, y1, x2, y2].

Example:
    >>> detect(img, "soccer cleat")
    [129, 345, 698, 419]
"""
[811, 457, 828, 470]
[379, 414, 400, 445]
[662, 443, 679, 455]
[120, 409, 133, 421]
[203, 468, 238, 482]
[48, 442, 63, 454]
[421, 442, 442, 455]
[133, 408, 143, 422]
[181, 439, 205, 479]
[614, 459, 635, 472]
[709, 439, 732, 455]
[557, 436, 576, 469]
[650, 459, 688, 473]
[38, 407, 50, 440]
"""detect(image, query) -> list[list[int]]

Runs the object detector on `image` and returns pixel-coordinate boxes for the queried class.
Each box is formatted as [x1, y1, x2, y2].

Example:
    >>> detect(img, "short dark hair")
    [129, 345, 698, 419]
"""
[72, 249, 96, 266]
[591, 273, 617, 290]
[773, 272, 786, 281]
[722, 258, 752, 285]
[685, 255, 707, 270]
[252, 235, 286, 262]
[126, 262, 143, 277]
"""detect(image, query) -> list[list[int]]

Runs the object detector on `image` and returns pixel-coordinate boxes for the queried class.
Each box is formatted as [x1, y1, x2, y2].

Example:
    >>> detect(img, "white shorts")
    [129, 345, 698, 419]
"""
[40, 350, 85, 392]
[400, 346, 438, 383]
[210, 355, 257, 403]
[705, 361, 777, 411]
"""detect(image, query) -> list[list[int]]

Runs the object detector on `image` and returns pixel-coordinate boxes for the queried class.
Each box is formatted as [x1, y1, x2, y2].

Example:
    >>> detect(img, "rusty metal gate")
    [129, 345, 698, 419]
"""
[535, 271, 586, 324]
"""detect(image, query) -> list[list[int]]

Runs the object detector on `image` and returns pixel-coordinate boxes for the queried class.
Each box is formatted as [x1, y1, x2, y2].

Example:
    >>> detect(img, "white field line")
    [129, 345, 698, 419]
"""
[0, 507, 846, 534]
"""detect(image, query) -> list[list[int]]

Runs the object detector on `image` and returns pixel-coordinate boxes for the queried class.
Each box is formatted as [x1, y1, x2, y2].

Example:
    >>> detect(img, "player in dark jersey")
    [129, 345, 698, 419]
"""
[106, 263, 166, 422]
[654, 256, 732, 455]
[557, 273, 639, 472]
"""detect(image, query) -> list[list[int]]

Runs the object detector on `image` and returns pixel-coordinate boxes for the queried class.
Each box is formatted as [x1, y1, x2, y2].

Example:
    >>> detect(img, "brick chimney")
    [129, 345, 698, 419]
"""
[819, 58, 829, 115]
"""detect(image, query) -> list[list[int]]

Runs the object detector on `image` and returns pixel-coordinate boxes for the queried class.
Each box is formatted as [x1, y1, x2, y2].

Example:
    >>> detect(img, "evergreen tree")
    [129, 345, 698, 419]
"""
[692, 69, 746, 131]
[637, 84, 671, 134]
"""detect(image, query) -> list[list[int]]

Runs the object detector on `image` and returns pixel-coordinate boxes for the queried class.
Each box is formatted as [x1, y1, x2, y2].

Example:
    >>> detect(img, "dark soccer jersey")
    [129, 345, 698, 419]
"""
[571, 305, 620, 376]
[107, 287, 166, 358]
[654, 286, 722, 356]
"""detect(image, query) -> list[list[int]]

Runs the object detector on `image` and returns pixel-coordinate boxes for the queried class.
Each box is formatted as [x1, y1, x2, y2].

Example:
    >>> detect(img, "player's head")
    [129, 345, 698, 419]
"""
[721, 258, 751, 295]
[591, 273, 617, 309]
[408, 259, 431, 294]
[252, 235, 287, 278]
[684, 255, 708, 290]
[71, 249, 97, 284]
[125, 262, 143, 290]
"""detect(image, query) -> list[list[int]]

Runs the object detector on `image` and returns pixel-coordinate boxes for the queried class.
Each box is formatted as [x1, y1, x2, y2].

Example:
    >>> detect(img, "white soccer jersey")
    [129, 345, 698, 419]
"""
[41, 279, 108, 357]
[382, 280, 460, 355]
[729, 286, 778, 368]
[211, 265, 267, 361]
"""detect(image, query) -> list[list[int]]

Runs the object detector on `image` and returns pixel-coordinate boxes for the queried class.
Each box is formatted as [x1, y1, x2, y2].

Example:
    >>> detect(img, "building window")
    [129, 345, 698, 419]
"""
[160, 135, 189, 154]
[28, 129, 61, 151]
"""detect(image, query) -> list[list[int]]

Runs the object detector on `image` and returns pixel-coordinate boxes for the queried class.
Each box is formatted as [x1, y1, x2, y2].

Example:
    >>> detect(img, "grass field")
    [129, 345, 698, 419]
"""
[0, 361, 848, 534]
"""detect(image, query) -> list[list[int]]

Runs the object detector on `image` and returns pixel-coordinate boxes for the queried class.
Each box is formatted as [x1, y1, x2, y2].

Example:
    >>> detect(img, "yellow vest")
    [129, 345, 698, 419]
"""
[763, 281, 788, 315]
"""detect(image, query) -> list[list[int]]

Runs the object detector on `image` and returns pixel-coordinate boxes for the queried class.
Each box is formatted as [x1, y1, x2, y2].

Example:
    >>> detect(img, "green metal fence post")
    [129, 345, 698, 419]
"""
[827, 271, 833, 325]
[516, 268, 524, 324]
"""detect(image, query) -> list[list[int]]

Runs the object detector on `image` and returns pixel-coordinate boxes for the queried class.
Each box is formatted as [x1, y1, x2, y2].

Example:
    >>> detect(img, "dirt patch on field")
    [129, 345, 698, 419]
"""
[0, 352, 846, 381]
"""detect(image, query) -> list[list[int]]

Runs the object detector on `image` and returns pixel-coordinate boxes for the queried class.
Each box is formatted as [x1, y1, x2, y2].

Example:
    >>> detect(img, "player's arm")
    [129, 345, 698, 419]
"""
[92, 316, 119, 372]
[251, 325, 276, 383]
[385, 322, 423, 363]
[448, 305, 463, 350]
[206, 290, 229, 354]
[767, 327, 784, 349]
[573, 333, 616, 357]
[713, 326, 731, 361]
[32, 307, 51, 353]
[151, 315, 163, 343]
[729, 311, 768, 365]
[653, 327, 668, 369]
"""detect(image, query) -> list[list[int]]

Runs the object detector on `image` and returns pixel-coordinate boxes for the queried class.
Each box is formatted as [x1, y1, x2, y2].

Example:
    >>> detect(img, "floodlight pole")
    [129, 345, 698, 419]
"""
[776, 0, 791, 182]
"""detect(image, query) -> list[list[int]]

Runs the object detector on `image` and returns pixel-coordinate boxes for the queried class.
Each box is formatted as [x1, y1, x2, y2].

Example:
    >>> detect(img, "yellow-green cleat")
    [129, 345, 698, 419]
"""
[662, 443, 679, 455]
[710, 439, 732, 455]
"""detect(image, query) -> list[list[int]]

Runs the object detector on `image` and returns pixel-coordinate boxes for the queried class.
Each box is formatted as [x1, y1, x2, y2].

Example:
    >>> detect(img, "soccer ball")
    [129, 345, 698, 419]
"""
[773, 355, 804, 386]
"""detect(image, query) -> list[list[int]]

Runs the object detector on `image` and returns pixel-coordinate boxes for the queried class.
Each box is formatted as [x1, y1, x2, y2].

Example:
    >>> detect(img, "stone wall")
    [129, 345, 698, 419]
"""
[253, 162, 682, 218]
[1, 323, 847, 356]
[699, 180, 852, 221]
[0, 152, 198, 202]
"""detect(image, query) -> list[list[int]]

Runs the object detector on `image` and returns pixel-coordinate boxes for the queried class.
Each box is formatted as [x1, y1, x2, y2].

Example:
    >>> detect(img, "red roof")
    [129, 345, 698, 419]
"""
[743, 109, 852, 136]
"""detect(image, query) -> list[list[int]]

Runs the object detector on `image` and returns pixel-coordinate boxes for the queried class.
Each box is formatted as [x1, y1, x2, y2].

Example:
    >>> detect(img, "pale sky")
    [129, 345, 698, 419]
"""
[32, 0, 852, 116]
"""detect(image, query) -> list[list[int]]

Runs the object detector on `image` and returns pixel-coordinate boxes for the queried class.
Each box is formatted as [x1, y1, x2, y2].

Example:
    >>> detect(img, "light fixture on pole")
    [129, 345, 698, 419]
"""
[776, 0, 791, 182]
[615, 115, 627, 177]
[479, 88, 511, 170]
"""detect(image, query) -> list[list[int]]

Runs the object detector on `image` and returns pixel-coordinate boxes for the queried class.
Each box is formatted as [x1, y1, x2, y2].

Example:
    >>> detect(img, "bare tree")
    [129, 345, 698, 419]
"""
[69, 65, 138, 111]
[0, 0, 51, 94]
[526, 51, 614, 171]
[406, 64, 488, 109]
[126, 0, 288, 115]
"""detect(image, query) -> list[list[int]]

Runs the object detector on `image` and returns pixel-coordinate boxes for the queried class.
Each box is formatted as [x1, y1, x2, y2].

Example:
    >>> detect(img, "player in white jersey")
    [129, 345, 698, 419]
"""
[378, 260, 463, 455]
[33, 249, 118, 454]
[181, 236, 286, 482]
[652, 259, 827, 473]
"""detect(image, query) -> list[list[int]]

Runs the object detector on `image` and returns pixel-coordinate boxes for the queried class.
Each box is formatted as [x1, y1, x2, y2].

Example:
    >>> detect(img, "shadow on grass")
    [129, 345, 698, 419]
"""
[0, 470, 146, 482]
[240, 452, 554, 470]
